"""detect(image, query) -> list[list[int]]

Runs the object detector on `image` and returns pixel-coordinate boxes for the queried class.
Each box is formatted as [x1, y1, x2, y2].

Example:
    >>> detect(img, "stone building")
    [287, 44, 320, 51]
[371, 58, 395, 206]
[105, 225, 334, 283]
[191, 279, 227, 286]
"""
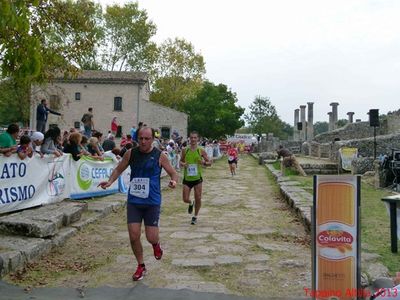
[29, 70, 188, 139]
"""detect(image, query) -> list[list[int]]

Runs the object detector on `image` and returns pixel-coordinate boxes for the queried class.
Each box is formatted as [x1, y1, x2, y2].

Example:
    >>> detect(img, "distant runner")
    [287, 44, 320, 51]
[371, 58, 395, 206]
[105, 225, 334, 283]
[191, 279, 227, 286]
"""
[98, 126, 178, 281]
[227, 144, 239, 176]
[180, 131, 211, 225]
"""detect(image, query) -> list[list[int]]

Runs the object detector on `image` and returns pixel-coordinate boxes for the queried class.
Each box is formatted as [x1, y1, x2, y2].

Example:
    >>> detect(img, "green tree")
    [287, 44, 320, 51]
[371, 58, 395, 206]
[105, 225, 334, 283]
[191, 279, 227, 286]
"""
[183, 82, 244, 139]
[314, 121, 329, 135]
[0, 79, 29, 125]
[245, 96, 289, 139]
[150, 38, 206, 109]
[336, 118, 348, 128]
[236, 127, 252, 134]
[101, 2, 157, 72]
[0, 0, 102, 123]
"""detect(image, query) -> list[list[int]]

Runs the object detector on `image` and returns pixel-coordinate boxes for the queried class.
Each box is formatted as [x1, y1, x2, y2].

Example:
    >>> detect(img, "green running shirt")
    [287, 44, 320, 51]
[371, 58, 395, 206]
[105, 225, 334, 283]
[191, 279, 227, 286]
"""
[183, 147, 203, 181]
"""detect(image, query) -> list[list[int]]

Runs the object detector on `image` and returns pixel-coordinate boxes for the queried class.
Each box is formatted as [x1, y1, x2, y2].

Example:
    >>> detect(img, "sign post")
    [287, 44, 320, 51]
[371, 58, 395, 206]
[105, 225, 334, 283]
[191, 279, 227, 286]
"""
[312, 175, 361, 300]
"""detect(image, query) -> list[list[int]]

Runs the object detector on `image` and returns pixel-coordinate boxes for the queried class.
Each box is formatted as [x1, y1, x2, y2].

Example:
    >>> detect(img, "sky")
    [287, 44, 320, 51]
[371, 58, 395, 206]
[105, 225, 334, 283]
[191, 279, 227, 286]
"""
[97, 0, 400, 125]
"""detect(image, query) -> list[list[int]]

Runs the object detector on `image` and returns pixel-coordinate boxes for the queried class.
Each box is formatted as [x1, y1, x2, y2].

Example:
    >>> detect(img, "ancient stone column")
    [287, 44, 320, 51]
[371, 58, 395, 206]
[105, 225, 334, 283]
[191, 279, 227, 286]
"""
[347, 112, 355, 123]
[328, 112, 333, 131]
[300, 105, 306, 141]
[294, 109, 300, 141]
[330, 102, 339, 129]
[307, 102, 314, 141]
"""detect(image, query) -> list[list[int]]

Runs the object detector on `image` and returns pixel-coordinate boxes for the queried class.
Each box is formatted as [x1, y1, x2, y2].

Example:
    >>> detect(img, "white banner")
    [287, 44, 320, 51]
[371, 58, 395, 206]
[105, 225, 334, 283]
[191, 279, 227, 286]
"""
[339, 147, 358, 171]
[0, 154, 70, 214]
[69, 156, 119, 199]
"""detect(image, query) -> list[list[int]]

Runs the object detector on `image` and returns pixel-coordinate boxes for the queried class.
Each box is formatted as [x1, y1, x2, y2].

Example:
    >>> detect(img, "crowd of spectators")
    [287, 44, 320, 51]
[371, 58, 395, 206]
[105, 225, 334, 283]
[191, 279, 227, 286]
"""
[0, 122, 250, 167]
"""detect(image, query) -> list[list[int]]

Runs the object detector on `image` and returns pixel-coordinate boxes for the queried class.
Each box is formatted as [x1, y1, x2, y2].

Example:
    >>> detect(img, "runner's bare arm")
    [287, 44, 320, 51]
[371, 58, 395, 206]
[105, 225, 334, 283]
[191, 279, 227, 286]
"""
[201, 149, 212, 166]
[160, 152, 178, 188]
[98, 149, 131, 189]
[179, 148, 187, 168]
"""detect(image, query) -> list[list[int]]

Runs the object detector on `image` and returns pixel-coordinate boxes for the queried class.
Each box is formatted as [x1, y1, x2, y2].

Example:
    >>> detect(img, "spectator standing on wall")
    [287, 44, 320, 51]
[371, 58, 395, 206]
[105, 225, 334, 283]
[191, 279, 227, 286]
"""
[111, 117, 118, 136]
[0, 123, 19, 157]
[36, 99, 62, 134]
[81, 107, 94, 138]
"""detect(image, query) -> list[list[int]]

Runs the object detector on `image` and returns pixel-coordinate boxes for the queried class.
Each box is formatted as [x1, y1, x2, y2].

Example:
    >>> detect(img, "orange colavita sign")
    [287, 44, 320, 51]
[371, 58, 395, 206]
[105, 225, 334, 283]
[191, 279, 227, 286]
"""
[312, 176, 360, 300]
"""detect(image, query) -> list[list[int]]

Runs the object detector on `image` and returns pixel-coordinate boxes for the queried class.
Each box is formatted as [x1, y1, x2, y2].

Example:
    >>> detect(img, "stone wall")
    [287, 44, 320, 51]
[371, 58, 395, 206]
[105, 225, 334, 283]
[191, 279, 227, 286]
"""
[331, 133, 400, 158]
[313, 122, 386, 143]
[141, 101, 188, 138]
[304, 132, 400, 165]
[386, 113, 400, 134]
[351, 157, 375, 174]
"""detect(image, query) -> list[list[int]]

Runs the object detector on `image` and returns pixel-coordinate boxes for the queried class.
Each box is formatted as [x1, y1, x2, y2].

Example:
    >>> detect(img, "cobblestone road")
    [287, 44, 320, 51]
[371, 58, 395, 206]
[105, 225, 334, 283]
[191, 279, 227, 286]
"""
[6, 155, 312, 299]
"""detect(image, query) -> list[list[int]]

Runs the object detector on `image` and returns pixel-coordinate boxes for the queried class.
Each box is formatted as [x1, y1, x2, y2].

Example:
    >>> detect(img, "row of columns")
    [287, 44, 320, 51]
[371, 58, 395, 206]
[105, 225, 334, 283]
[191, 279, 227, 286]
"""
[293, 102, 358, 141]
[293, 102, 314, 141]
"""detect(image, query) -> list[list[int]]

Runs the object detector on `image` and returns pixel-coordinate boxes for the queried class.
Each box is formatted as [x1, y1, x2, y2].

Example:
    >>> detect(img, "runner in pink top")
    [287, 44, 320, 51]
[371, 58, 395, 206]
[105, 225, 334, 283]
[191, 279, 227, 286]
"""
[227, 144, 239, 176]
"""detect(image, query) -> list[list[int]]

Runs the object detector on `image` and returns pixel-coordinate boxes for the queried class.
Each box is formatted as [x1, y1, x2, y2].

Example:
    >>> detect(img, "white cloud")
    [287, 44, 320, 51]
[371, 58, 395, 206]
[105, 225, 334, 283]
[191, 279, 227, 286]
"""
[97, 0, 400, 124]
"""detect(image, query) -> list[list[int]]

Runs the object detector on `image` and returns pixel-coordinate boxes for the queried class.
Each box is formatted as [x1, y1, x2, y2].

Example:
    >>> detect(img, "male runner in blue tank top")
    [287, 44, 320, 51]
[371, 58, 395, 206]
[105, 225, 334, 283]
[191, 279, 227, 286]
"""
[98, 126, 178, 281]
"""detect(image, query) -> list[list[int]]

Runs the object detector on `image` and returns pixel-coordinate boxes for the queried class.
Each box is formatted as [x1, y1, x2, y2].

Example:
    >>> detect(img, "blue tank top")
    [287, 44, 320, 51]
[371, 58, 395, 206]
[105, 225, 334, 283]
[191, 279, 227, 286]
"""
[127, 147, 162, 205]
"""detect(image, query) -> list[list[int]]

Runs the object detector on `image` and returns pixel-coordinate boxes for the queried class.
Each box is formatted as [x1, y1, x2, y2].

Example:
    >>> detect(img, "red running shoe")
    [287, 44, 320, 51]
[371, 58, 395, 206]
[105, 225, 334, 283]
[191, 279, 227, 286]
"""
[132, 264, 146, 281]
[153, 242, 163, 260]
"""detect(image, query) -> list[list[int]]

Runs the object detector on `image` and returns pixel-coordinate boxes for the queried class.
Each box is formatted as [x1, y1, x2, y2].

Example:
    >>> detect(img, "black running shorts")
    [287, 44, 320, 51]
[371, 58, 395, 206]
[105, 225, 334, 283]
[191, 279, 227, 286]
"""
[127, 203, 160, 226]
[182, 177, 203, 189]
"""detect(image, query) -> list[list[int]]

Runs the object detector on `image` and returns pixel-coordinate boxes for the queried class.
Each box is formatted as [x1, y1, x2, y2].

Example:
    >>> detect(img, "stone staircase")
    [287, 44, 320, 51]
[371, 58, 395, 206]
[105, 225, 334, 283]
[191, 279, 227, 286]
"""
[0, 198, 125, 277]
[300, 161, 339, 175]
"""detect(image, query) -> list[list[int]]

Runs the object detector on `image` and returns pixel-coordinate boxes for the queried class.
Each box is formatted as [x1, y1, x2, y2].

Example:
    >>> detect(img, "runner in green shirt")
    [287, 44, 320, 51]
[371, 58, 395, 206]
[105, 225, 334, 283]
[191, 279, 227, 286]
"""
[0, 124, 19, 157]
[180, 131, 212, 225]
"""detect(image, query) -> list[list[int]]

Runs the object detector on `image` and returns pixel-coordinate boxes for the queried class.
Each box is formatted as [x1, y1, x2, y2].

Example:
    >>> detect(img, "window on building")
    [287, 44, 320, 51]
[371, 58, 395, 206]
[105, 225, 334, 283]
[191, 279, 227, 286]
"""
[75, 92, 81, 100]
[114, 97, 122, 111]
[49, 95, 60, 110]
[74, 121, 80, 129]
[161, 127, 170, 139]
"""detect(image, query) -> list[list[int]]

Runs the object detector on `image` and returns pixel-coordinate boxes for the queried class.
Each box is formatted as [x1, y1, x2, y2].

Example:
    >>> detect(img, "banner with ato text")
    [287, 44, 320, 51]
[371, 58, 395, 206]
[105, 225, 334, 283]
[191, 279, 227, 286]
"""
[0, 154, 70, 214]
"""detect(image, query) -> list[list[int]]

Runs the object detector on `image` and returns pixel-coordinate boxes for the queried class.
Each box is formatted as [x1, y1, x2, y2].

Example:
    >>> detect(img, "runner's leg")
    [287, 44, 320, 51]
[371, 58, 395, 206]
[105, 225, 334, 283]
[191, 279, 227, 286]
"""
[193, 183, 203, 216]
[182, 184, 191, 204]
[128, 223, 144, 264]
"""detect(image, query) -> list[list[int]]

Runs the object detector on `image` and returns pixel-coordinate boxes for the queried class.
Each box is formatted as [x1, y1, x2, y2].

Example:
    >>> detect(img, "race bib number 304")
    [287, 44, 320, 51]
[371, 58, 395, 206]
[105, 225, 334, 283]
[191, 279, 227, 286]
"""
[130, 178, 150, 198]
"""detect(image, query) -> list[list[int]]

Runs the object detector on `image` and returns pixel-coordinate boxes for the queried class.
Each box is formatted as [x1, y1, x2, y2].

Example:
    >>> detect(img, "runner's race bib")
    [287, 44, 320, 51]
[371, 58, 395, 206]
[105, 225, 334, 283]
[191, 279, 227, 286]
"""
[130, 178, 150, 198]
[187, 164, 198, 176]
[228, 155, 235, 161]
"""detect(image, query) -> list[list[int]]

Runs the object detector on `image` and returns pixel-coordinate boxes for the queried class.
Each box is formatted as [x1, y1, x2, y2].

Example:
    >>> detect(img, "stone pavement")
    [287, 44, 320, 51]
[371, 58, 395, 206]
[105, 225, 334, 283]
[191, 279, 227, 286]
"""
[1, 155, 313, 299]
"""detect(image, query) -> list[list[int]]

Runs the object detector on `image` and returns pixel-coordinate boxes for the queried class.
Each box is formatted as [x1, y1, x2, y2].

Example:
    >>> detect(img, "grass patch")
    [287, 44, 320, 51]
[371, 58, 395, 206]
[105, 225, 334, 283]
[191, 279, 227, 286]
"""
[272, 161, 300, 176]
[288, 174, 399, 274]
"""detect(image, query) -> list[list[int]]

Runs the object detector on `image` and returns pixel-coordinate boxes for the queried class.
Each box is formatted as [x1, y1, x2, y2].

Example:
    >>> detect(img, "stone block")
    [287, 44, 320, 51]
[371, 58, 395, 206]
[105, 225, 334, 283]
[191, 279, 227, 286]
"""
[61, 205, 85, 226]
[0, 235, 52, 276]
[215, 255, 242, 265]
[87, 201, 123, 217]
[0, 251, 23, 277]
[71, 214, 102, 231]
[171, 258, 215, 267]
[51, 227, 78, 248]
[0, 217, 58, 238]
[365, 263, 390, 281]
